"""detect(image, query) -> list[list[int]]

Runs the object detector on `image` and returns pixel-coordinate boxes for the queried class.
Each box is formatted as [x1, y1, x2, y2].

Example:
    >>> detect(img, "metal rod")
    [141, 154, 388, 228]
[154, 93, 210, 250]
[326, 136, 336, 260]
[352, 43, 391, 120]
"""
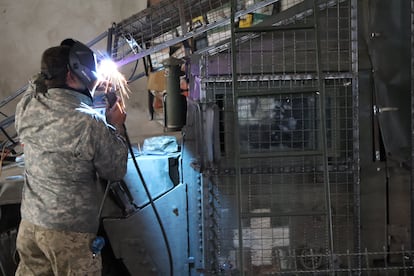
[411, 0, 414, 254]
[235, 23, 315, 33]
[86, 30, 109, 47]
[312, 0, 335, 271]
[0, 84, 28, 109]
[231, 0, 244, 274]
[351, 0, 361, 272]
[203, 72, 354, 83]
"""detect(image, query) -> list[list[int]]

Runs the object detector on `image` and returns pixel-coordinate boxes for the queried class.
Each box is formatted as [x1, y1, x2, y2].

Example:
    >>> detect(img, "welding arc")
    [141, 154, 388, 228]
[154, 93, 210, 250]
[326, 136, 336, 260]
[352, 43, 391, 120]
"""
[123, 126, 174, 276]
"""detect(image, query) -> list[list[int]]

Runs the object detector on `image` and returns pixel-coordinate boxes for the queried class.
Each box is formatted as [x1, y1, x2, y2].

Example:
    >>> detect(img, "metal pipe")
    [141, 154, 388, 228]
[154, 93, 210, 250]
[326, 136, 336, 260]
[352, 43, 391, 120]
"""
[163, 58, 186, 131]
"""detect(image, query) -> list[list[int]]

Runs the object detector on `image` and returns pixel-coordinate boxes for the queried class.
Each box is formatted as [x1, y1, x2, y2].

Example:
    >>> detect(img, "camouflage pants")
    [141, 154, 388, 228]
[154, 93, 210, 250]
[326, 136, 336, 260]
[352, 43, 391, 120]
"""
[15, 220, 102, 276]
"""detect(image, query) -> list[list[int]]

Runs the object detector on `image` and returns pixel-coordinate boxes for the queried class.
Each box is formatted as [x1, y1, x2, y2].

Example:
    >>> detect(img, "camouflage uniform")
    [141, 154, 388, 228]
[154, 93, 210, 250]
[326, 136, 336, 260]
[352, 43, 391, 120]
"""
[14, 76, 128, 275]
[15, 220, 101, 276]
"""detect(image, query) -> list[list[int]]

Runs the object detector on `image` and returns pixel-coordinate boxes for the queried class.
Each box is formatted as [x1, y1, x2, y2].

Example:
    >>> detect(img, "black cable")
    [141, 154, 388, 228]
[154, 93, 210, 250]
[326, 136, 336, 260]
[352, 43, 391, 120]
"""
[127, 59, 139, 82]
[123, 126, 174, 276]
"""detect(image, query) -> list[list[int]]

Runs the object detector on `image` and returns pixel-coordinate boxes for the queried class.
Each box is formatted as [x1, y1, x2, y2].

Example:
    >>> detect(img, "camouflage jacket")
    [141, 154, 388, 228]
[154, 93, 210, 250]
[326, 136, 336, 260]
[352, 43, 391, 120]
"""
[15, 78, 128, 233]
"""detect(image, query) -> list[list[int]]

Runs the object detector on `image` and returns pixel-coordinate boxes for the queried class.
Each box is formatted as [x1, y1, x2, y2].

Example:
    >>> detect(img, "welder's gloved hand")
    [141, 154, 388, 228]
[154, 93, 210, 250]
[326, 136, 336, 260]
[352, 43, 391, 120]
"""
[106, 95, 126, 137]
[106, 90, 117, 108]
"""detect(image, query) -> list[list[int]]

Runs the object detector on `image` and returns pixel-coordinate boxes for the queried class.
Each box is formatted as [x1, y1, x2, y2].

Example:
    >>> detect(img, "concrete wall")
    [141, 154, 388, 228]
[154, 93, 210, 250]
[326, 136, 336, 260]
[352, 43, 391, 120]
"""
[0, 0, 166, 144]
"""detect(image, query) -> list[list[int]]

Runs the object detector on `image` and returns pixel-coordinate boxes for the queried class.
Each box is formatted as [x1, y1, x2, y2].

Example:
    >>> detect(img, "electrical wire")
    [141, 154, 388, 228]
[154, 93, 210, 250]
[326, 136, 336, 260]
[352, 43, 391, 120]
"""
[123, 126, 174, 276]
[127, 59, 139, 82]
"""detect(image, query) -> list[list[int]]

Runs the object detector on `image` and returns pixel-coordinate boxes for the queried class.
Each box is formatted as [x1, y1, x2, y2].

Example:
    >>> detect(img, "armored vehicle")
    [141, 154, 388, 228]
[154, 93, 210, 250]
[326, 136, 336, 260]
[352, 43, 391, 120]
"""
[1, 0, 414, 275]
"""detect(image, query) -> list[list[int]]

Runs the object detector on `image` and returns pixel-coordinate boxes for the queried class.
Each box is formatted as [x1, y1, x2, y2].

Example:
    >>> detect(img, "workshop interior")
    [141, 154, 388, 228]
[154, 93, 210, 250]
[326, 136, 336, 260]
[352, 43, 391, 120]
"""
[0, 0, 413, 275]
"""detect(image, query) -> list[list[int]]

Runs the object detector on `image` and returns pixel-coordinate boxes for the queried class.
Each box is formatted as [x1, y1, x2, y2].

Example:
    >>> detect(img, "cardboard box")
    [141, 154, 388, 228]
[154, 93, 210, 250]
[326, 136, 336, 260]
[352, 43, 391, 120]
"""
[147, 70, 166, 92]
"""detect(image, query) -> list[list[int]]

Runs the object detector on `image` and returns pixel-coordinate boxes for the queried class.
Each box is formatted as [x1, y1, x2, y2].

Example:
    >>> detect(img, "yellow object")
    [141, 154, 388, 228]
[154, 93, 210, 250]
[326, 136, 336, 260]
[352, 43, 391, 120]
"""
[192, 16, 204, 29]
[239, 13, 253, 28]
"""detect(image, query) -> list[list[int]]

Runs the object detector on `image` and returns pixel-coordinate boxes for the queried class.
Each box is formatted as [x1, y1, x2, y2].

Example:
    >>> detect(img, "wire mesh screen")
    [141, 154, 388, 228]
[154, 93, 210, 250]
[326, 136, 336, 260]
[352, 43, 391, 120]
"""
[199, 0, 365, 274]
[206, 78, 356, 274]
[111, 0, 280, 69]
[237, 90, 319, 154]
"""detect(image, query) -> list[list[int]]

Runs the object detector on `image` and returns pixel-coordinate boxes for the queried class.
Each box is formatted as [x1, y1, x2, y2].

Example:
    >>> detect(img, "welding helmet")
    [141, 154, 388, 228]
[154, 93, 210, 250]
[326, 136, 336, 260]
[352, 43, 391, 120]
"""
[64, 39, 98, 91]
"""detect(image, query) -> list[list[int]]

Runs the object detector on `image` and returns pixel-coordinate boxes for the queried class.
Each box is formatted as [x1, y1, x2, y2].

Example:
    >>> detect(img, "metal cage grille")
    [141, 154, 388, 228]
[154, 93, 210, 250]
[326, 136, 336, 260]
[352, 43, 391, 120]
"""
[197, 0, 393, 274]
[206, 78, 356, 273]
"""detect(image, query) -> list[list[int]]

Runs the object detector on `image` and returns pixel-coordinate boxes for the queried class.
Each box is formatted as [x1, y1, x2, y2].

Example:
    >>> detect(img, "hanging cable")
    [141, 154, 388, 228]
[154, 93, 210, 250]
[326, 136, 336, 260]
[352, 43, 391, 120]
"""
[123, 126, 174, 276]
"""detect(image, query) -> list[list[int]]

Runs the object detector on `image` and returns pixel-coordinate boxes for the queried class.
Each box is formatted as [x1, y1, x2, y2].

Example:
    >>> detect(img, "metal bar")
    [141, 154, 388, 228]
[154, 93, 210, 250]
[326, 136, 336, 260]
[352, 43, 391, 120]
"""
[205, 164, 351, 175]
[0, 127, 17, 145]
[234, 23, 315, 33]
[0, 115, 15, 129]
[0, 84, 28, 109]
[106, 26, 113, 56]
[86, 30, 109, 47]
[241, 211, 326, 217]
[313, 0, 335, 271]
[411, 0, 414, 254]
[236, 87, 319, 96]
[230, 0, 245, 274]
[351, 0, 361, 272]
[177, 0, 188, 36]
[204, 72, 353, 82]
[240, 150, 323, 159]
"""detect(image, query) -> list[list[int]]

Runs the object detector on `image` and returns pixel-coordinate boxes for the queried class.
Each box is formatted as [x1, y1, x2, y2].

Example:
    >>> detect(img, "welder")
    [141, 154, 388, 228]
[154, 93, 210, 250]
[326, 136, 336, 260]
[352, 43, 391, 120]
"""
[14, 39, 128, 275]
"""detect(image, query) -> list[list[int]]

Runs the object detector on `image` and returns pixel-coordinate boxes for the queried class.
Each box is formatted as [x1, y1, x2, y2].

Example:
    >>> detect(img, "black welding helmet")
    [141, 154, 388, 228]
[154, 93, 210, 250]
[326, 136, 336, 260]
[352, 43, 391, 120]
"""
[63, 39, 98, 91]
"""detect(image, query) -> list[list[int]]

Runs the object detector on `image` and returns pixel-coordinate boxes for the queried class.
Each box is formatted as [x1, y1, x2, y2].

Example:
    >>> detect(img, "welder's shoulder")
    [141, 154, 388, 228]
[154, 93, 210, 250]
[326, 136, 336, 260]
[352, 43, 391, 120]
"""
[16, 74, 46, 111]
[15, 86, 36, 129]
[17, 83, 36, 106]
[24, 73, 47, 97]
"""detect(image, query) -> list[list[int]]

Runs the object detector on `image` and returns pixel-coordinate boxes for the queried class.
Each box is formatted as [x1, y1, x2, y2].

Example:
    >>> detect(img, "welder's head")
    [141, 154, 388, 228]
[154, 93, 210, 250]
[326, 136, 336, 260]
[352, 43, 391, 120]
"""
[40, 39, 97, 92]
[40, 45, 71, 88]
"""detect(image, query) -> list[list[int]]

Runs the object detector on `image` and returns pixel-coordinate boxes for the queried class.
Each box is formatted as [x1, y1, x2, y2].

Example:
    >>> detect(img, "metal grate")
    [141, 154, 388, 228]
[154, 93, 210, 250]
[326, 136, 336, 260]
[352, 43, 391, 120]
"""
[199, 0, 362, 274]
[110, 0, 280, 68]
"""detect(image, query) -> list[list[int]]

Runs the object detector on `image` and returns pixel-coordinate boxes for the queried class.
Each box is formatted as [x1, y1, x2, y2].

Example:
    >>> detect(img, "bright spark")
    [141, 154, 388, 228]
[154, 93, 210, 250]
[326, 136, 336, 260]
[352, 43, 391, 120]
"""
[94, 58, 130, 111]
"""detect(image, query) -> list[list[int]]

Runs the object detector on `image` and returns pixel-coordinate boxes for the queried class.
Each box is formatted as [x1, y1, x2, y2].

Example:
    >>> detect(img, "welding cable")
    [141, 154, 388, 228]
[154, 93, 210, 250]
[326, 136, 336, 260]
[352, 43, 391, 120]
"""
[97, 179, 113, 221]
[123, 125, 174, 276]
[127, 59, 139, 82]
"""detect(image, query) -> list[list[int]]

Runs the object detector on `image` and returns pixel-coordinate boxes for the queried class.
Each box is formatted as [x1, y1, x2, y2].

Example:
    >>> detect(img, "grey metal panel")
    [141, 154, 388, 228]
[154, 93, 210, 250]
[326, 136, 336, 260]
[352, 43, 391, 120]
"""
[363, 0, 412, 164]
[122, 153, 179, 208]
[103, 184, 188, 276]
[0, 163, 24, 205]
